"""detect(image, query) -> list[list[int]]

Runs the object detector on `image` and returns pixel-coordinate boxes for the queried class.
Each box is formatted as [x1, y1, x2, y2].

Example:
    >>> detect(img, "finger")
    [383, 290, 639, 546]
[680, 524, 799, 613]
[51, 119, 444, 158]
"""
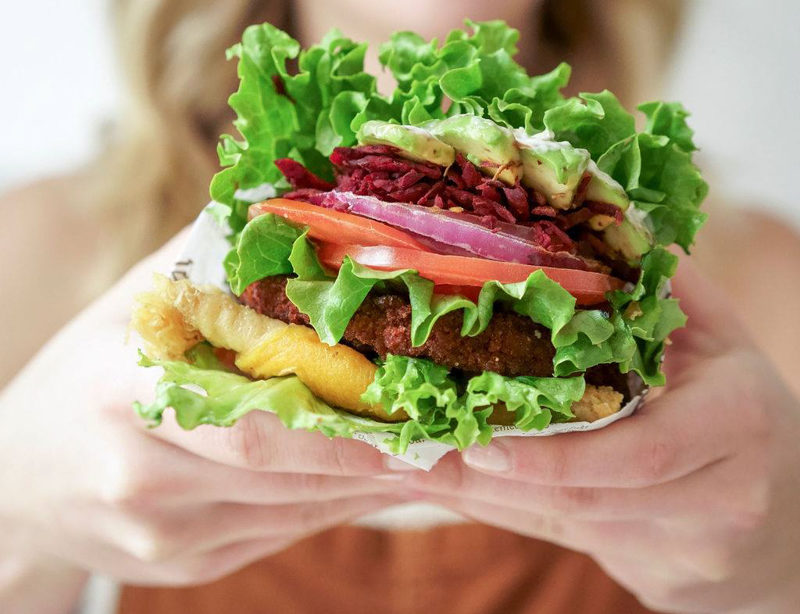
[409, 452, 751, 521]
[460, 358, 747, 488]
[144, 409, 396, 476]
[191, 469, 401, 506]
[418, 493, 657, 557]
[158, 452, 402, 507]
[151, 495, 402, 561]
[101, 425, 400, 510]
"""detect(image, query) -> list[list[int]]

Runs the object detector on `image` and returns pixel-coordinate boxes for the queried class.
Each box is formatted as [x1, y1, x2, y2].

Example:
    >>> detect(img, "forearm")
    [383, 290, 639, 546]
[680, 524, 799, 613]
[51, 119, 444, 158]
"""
[0, 553, 88, 614]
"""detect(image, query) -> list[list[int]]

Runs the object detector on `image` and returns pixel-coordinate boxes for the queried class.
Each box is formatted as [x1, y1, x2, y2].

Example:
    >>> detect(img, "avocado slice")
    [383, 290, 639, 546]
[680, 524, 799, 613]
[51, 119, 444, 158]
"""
[357, 120, 456, 167]
[514, 129, 590, 209]
[603, 206, 655, 263]
[426, 115, 522, 185]
[585, 161, 630, 230]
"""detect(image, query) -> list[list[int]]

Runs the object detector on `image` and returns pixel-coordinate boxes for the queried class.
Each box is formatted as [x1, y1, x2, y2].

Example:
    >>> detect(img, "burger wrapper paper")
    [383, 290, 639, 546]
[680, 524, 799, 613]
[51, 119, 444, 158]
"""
[168, 205, 644, 471]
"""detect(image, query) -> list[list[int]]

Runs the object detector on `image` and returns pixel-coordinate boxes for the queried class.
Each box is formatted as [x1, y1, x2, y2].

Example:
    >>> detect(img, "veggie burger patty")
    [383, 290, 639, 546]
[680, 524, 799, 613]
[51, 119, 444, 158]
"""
[241, 276, 629, 398]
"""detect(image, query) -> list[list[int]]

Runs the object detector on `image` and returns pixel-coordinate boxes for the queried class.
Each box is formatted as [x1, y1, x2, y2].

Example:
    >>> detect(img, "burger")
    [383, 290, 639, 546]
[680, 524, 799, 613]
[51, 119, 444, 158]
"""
[131, 20, 707, 454]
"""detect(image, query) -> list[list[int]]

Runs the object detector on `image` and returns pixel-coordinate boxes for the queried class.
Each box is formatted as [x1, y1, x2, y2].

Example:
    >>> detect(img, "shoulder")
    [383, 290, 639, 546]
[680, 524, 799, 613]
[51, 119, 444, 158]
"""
[0, 174, 110, 384]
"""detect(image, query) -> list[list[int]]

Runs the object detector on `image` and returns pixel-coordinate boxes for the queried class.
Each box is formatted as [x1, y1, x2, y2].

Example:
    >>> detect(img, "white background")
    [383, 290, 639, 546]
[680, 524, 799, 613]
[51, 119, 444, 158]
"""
[0, 0, 118, 189]
[1, 0, 798, 228]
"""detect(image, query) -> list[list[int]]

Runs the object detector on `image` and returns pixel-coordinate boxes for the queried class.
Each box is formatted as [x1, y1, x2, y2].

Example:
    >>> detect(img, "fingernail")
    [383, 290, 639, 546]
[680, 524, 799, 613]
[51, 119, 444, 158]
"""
[384, 456, 420, 472]
[463, 443, 511, 473]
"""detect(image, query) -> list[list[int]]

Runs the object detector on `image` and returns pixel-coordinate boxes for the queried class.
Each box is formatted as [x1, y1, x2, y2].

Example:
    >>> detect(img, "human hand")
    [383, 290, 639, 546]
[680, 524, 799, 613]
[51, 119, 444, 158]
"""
[407, 260, 800, 613]
[0, 230, 402, 612]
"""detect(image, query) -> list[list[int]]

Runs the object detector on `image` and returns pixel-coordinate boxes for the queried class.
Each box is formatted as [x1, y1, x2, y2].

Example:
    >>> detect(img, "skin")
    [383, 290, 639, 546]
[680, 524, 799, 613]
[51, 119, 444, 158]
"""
[0, 174, 105, 386]
[0, 228, 408, 614]
[3, 193, 800, 614]
[406, 258, 800, 613]
[2, 2, 800, 613]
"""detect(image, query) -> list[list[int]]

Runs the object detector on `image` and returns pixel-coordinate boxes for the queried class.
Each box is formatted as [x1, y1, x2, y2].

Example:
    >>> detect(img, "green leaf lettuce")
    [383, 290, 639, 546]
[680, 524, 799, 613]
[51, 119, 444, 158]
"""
[225, 214, 684, 387]
[136, 352, 587, 453]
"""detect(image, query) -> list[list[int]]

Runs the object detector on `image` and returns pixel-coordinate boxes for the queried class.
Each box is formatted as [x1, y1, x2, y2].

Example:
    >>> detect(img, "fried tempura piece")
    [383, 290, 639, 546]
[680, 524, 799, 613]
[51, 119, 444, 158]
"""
[571, 385, 624, 422]
[236, 326, 390, 419]
[131, 276, 405, 422]
[131, 277, 621, 426]
[130, 275, 207, 361]
[486, 384, 624, 426]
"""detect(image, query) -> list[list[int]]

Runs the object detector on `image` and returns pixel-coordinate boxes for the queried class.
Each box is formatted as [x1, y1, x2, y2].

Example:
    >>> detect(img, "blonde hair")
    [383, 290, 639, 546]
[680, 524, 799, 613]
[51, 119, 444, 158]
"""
[92, 0, 682, 272]
[92, 0, 290, 266]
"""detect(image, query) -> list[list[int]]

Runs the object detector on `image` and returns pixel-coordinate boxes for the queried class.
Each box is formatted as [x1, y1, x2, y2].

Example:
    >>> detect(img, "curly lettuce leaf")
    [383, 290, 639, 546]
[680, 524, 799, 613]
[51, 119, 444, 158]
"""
[225, 213, 683, 386]
[363, 355, 587, 451]
[552, 248, 686, 386]
[552, 310, 636, 377]
[541, 92, 706, 250]
[638, 101, 697, 153]
[597, 133, 708, 251]
[212, 20, 706, 251]
[135, 351, 589, 454]
[378, 20, 570, 133]
[210, 24, 380, 232]
[543, 90, 636, 159]
[361, 354, 477, 451]
[612, 247, 687, 385]
[225, 213, 303, 295]
[362, 354, 458, 421]
[135, 352, 359, 436]
[284, 233, 577, 347]
[466, 371, 584, 430]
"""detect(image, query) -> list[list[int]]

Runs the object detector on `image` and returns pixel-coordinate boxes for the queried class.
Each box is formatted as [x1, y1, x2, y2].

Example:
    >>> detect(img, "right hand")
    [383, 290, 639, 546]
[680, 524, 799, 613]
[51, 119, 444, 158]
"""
[0, 229, 403, 596]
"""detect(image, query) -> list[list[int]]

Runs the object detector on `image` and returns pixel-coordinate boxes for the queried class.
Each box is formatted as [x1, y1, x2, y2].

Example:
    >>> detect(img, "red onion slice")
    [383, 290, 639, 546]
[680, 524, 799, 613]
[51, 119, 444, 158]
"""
[305, 191, 592, 271]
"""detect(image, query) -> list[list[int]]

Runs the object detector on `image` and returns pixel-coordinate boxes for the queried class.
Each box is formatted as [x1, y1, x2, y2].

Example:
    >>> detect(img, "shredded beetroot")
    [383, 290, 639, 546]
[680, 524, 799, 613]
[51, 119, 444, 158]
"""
[330, 147, 539, 222]
[274, 146, 628, 262]
[562, 208, 596, 230]
[331, 146, 442, 178]
[475, 181, 502, 203]
[530, 205, 558, 218]
[282, 187, 326, 201]
[274, 158, 334, 191]
[502, 183, 530, 221]
[585, 200, 624, 225]
[458, 153, 483, 188]
[535, 220, 575, 252]
[531, 189, 548, 207]
[572, 172, 593, 208]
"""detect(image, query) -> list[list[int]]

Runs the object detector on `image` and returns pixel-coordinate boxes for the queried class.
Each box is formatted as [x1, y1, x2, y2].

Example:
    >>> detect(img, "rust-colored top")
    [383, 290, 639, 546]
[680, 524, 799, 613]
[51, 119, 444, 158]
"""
[119, 524, 656, 614]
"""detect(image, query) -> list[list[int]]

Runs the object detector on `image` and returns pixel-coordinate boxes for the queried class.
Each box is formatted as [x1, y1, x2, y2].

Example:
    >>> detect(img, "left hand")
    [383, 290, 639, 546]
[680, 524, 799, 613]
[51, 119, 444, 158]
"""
[406, 259, 800, 614]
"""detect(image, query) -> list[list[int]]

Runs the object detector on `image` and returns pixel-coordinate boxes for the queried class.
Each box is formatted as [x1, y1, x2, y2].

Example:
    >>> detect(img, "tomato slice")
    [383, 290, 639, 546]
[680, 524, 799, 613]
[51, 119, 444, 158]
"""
[316, 243, 624, 305]
[434, 285, 481, 302]
[249, 199, 429, 251]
